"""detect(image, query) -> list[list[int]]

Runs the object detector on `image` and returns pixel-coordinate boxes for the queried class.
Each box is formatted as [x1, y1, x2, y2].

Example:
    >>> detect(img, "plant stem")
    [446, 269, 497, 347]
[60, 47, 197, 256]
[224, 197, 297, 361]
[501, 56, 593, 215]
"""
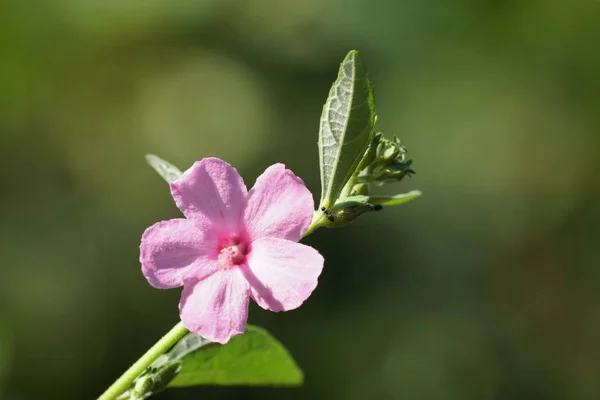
[97, 321, 189, 400]
[303, 211, 327, 238]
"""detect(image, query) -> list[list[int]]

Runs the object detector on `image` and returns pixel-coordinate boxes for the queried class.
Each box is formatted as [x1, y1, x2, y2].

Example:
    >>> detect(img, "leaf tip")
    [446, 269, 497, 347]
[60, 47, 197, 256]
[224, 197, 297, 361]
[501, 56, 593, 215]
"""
[144, 153, 183, 183]
[343, 50, 362, 65]
[144, 153, 158, 163]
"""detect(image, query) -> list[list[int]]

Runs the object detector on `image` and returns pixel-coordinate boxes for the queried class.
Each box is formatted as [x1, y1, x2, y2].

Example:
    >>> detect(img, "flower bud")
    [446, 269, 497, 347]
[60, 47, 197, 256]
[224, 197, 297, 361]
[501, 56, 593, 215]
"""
[376, 138, 401, 162]
[324, 196, 381, 228]
[372, 160, 415, 185]
[349, 183, 369, 196]
[129, 361, 182, 399]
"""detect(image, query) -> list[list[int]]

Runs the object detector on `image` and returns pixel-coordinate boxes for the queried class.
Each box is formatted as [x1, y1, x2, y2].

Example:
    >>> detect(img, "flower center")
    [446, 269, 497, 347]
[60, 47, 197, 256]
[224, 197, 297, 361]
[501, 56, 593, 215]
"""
[217, 236, 249, 268]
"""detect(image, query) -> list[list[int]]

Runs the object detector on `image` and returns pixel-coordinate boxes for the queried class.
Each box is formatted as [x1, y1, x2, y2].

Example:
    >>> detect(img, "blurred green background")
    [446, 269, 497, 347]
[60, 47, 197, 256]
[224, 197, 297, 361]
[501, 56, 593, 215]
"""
[1, 0, 599, 399]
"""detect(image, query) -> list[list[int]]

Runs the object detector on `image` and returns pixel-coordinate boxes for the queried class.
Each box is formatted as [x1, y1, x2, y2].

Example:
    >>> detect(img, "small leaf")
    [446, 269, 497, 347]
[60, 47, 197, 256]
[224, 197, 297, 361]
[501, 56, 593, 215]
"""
[369, 190, 422, 206]
[318, 50, 376, 210]
[168, 325, 303, 387]
[145, 154, 183, 183]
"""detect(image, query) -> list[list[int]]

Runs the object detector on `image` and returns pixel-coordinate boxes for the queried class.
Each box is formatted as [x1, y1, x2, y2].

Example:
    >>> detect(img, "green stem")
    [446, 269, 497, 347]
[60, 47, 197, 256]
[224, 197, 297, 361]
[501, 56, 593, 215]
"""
[303, 211, 328, 238]
[97, 321, 189, 400]
[339, 176, 356, 198]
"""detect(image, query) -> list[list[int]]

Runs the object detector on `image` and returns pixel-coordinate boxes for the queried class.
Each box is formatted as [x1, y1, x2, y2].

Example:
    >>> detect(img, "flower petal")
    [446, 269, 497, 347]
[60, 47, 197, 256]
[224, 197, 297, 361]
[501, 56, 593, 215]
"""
[244, 237, 324, 312]
[140, 219, 219, 289]
[179, 268, 250, 344]
[243, 164, 313, 241]
[170, 158, 247, 234]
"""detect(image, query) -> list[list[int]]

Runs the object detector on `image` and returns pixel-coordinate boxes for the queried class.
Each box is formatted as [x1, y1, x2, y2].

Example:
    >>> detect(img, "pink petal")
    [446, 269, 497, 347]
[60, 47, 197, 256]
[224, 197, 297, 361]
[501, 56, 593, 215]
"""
[243, 164, 313, 242]
[140, 219, 219, 289]
[179, 268, 250, 344]
[244, 237, 324, 312]
[170, 158, 247, 234]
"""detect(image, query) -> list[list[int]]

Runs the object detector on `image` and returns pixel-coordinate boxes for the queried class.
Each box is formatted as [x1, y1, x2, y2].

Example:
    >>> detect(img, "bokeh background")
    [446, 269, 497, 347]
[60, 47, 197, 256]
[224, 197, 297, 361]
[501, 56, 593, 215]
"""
[1, 0, 599, 399]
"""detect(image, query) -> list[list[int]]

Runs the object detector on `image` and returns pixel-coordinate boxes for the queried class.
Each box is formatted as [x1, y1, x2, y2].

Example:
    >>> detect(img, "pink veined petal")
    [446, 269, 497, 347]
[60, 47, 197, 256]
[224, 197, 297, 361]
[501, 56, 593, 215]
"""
[243, 237, 324, 312]
[140, 219, 219, 289]
[170, 158, 248, 235]
[179, 268, 250, 344]
[243, 164, 313, 242]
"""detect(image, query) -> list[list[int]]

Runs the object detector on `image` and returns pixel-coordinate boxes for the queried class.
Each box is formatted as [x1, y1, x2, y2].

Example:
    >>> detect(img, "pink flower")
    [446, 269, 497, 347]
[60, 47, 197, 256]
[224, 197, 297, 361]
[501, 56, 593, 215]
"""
[140, 158, 324, 343]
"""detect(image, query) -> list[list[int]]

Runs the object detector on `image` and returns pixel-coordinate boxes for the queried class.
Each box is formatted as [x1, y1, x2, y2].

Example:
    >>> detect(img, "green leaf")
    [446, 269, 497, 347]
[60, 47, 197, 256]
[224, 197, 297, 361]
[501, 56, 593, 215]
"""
[145, 154, 183, 183]
[167, 325, 303, 387]
[318, 50, 376, 210]
[369, 190, 422, 206]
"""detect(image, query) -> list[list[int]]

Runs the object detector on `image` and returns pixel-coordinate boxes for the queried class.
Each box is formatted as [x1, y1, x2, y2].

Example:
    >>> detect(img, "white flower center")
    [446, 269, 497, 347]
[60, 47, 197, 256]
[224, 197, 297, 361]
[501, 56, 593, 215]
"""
[217, 237, 249, 268]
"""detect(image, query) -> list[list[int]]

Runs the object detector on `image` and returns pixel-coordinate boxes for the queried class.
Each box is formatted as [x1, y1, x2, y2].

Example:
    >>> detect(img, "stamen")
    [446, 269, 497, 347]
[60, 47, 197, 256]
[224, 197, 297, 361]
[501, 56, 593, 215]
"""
[217, 236, 248, 268]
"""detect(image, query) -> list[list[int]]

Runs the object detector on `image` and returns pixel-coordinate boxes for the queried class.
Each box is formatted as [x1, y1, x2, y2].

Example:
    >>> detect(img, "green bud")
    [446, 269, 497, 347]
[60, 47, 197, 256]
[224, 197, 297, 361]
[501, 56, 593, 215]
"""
[376, 137, 401, 162]
[128, 361, 182, 400]
[324, 195, 381, 228]
[322, 116, 420, 227]
[154, 361, 182, 387]
[372, 160, 415, 185]
[349, 183, 369, 196]
[351, 132, 415, 188]
[131, 375, 154, 400]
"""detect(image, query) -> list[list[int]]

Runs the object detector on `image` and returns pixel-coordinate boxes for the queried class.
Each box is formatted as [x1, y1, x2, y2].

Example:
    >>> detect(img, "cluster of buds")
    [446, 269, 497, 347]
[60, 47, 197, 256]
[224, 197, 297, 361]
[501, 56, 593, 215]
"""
[350, 133, 415, 195]
[321, 132, 419, 228]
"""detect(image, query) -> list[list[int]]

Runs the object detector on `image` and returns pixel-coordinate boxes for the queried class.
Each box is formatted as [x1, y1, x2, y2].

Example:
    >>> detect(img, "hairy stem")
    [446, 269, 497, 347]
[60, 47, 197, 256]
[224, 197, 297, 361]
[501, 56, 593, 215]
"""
[303, 211, 328, 237]
[97, 321, 189, 400]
